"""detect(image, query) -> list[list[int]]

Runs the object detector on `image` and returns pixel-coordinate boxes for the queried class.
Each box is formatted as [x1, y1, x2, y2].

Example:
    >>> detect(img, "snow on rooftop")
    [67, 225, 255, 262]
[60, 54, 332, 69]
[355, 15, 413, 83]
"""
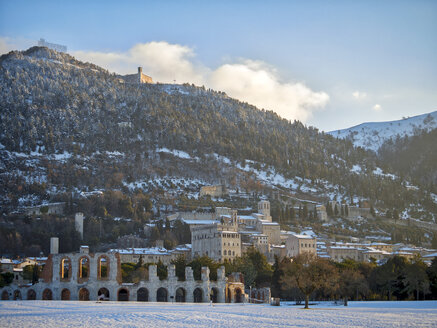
[109, 247, 170, 255]
[292, 234, 315, 239]
[181, 219, 219, 225]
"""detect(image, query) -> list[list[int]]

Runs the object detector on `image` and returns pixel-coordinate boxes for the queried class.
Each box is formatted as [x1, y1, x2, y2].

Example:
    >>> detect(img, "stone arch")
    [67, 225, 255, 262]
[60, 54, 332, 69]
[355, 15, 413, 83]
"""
[175, 287, 186, 302]
[156, 287, 168, 302]
[14, 290, 22, 300]
[137, 288, 148, 302]
[98, 287, 110, 301]
[117, 288, 129, 301]
[61, 288, 70, 300]
[2, 289, 9, 300]
[193, 288, 203, 303]
[79, 288, 90, 301]
[27, 289, 36, 300]
[227, 288, 232, 303]
[97, 255, 110, 279]
[78, 256, 90, 281]
[60, 257, 72, 281]
[42, 288, 53, 300]
[210, 287, 219, 303]
[235, 288, 243, 303]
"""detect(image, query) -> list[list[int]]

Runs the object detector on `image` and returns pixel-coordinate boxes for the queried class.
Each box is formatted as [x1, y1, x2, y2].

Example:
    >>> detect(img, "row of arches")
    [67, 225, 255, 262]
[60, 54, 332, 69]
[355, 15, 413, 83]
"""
[60, 256, 109, 280]
[119, 287, 217, 303]
[1, 288, 109, 301]
[1, 287, 220, 302]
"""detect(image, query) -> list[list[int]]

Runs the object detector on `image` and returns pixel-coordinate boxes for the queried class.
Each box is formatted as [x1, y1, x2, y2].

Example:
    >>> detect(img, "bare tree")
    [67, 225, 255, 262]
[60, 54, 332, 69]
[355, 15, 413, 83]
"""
[281, 253, 339, 309]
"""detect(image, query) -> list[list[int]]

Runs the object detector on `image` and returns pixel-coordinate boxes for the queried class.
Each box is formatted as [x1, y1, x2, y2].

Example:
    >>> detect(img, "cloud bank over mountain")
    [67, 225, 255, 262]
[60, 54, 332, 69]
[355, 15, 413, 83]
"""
[73, 41, 329, 123]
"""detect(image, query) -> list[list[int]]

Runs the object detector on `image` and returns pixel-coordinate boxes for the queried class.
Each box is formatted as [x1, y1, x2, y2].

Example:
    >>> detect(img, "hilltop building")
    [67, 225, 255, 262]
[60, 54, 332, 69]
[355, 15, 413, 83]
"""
[121, 67, 153, 84]
[37, 38, 67, 53]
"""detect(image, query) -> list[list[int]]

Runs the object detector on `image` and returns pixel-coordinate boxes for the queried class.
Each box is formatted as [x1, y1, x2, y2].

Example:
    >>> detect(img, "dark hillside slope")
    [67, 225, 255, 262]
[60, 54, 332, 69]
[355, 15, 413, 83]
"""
[0, 47, 434, 218]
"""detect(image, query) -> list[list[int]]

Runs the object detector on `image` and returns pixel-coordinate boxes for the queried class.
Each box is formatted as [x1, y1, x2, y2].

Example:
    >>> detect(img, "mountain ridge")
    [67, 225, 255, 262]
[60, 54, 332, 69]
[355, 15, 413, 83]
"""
[0, 46, 435, 227]
[328, 111, 437, 151]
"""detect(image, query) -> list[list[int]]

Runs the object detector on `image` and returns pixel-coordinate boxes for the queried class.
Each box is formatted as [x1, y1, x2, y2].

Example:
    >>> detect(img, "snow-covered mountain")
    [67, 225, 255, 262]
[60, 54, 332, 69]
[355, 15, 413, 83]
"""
[328, 111, 437, 151]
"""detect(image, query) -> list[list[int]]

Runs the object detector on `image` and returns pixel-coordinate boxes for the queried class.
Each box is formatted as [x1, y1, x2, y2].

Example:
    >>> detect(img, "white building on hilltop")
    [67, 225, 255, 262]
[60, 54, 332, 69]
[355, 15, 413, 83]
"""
[38, 38, 67, 53]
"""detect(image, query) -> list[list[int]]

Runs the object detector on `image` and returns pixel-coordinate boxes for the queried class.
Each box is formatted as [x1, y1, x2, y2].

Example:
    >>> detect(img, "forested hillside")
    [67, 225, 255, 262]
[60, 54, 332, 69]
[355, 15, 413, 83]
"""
[378, 129, 437, 192]
[0, 46, 435, 222]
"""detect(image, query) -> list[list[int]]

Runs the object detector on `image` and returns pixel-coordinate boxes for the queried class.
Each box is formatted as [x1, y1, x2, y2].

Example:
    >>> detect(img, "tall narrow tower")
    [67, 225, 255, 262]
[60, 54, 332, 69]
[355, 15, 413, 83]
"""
[138, 67, 143, 83]
[75, 212, 84, 239]
[50, 237, 59, 254]
[258, 200, 272, 222]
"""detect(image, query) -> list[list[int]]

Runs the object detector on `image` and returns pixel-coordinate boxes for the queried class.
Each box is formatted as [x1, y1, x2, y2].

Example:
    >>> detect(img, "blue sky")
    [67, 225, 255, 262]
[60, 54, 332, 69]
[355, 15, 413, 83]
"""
[1, 0, 436, 131]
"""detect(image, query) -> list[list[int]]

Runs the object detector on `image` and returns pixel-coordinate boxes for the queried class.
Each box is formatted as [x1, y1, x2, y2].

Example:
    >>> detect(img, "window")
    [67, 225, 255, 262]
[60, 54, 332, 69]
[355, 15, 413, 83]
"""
[224, 250, 227, 255]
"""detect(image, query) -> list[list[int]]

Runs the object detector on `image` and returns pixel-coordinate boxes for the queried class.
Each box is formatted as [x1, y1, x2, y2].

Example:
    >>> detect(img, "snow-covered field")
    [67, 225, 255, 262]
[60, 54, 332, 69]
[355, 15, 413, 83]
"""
[1, 301, 436, 327]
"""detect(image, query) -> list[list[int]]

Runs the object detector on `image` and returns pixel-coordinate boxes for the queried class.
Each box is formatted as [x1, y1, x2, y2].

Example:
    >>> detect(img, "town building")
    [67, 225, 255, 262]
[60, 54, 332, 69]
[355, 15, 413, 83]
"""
[285, 233, 317, 258]
[191, 211, 241, 262]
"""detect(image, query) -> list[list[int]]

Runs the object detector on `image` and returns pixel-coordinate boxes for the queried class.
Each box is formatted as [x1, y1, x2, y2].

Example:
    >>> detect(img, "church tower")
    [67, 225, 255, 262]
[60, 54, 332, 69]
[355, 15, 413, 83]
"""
[258, 200, 272, 222]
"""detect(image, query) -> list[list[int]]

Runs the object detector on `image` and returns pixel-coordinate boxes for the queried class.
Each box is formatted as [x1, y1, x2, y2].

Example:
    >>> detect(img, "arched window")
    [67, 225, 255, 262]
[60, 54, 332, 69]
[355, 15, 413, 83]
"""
[60, 258, 71, 280]
[223, 250, 227, 255]
[79, 256, 89, 279]
[98, 256, 109, 279]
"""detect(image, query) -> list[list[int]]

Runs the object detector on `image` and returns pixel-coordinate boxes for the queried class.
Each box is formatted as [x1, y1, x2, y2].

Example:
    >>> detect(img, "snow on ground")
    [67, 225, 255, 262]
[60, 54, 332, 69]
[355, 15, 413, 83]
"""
[1, 301, 436, 328]
[157, 148, 193, 160]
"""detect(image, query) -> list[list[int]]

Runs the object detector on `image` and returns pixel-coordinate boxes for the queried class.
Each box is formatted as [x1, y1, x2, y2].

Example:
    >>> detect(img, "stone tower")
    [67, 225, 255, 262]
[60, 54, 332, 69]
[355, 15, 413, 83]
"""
[138, 67, 143, 83]
[50, 237, 59, 254]
[75, 212, 84, 239]
[258, 200, 272, 222]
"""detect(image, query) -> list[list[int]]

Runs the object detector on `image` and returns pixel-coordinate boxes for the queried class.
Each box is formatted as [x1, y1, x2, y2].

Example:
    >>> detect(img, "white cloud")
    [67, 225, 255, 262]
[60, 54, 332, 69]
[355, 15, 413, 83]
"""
[210, 60, 329, 122]
[352, 91, 367, 100]
[74, 41, 206, 85]
[373, 104, 382, 111]
[73, 42, 329, 122]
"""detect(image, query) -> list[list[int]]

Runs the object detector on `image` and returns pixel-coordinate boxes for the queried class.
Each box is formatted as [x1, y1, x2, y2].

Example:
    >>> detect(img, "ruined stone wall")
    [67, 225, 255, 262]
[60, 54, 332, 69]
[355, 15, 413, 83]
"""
[1, 251, 227, 303]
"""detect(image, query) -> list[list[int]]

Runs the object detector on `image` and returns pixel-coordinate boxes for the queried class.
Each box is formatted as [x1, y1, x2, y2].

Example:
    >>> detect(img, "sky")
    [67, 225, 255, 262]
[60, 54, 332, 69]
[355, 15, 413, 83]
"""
[0, 0, 436, 131]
